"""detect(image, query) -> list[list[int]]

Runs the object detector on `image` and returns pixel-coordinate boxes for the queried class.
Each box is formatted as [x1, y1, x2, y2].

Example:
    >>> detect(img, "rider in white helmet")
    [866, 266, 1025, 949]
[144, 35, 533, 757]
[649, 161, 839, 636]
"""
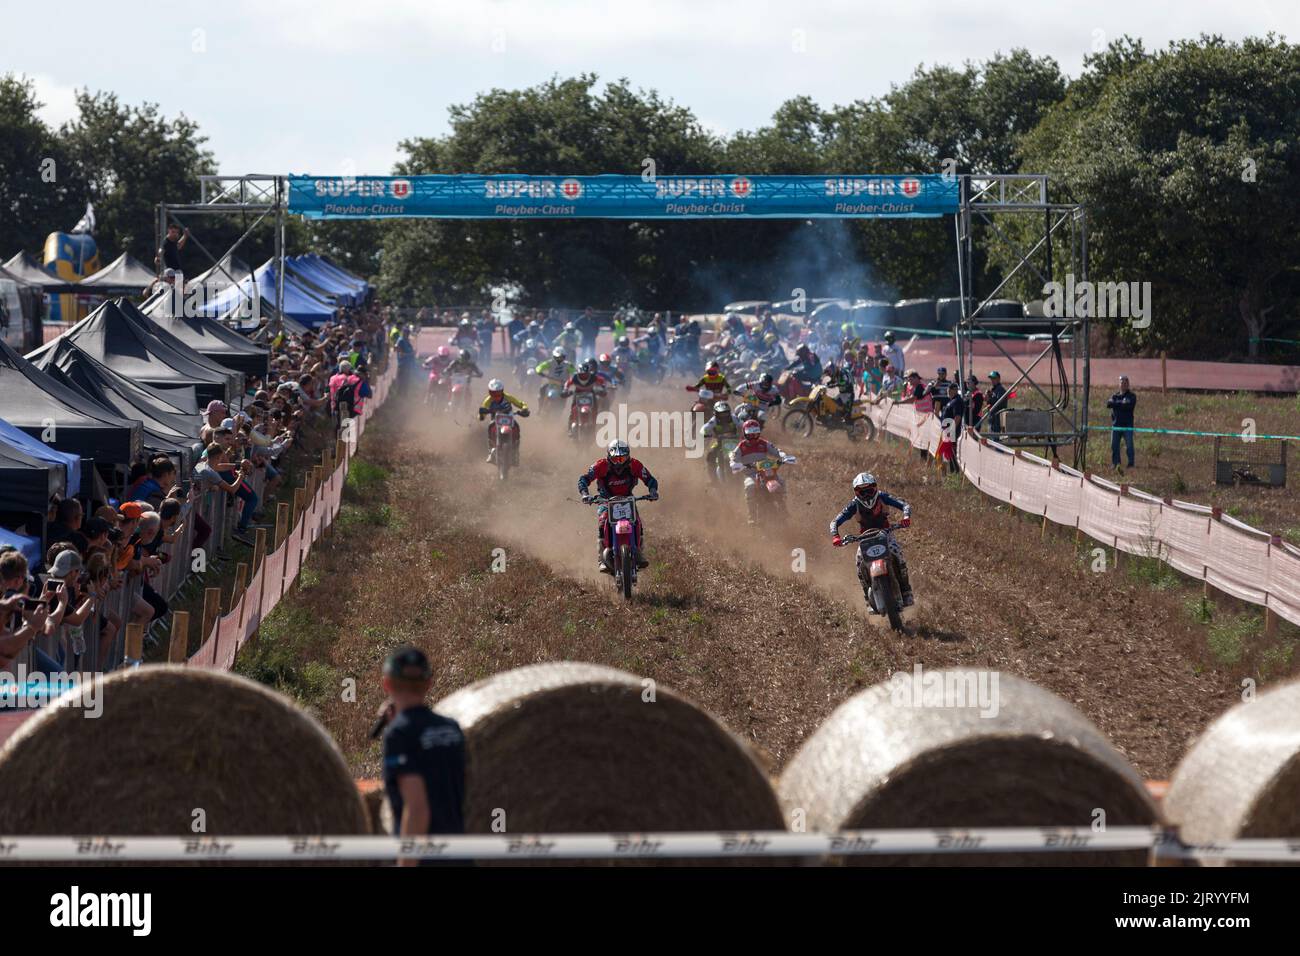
[478, 377, 530, 463]
[830, 472, 913, 606]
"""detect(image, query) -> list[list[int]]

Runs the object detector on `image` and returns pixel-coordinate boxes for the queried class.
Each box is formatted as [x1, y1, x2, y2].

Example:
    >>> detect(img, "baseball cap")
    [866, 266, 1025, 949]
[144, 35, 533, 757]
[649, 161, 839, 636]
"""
[220, 417, 237, 430]
[49, 550, 83, 579]
[119, 501, 146, 520]
[205, 399, 228, 416]
[936, 366, 948, 375]
[383, 646, 432, 681]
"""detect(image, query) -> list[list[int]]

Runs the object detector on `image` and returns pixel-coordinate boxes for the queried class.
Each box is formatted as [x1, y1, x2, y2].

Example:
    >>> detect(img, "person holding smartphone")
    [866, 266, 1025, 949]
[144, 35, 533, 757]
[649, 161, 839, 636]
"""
[0, 548, 63, 673]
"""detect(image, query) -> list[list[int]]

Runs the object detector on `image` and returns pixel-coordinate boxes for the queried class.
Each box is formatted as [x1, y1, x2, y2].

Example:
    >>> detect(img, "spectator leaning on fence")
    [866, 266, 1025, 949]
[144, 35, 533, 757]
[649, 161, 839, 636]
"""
[1108, 374, 1138, 471]
[377, 646, 467, 867]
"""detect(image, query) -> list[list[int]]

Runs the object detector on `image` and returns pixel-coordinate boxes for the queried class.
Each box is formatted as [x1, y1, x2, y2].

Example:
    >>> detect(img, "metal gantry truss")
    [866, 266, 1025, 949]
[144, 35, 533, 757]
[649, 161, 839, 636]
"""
[155, 174, 287, 329]
[955, 173, 1090, 468]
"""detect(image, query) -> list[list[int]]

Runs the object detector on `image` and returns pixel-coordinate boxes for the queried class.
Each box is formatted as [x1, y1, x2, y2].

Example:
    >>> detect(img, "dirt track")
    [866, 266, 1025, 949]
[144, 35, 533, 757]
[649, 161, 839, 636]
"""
[277, 363, 1258, 781]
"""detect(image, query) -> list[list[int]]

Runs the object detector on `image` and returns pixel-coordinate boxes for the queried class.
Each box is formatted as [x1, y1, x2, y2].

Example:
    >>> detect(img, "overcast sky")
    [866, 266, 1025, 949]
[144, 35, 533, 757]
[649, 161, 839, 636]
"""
[3, 0, 1294, 176]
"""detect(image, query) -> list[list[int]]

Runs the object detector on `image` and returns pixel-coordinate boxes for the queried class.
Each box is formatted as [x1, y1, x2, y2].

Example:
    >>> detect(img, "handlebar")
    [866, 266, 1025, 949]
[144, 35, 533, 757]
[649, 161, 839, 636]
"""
[839, 525, 906, 544]
[585, 494, 657, 505]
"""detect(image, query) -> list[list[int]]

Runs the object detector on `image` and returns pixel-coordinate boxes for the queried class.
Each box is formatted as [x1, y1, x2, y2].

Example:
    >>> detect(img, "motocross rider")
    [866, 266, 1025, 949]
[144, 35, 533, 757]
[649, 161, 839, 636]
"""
[477, 378, 530, 464]
[556, 321, 582, 358]
[830, 472, 914, 607]
[451, 317, 478, 353]
[687, 361, 731, 399]
[823, 361, 858, 423]
[578, 440, 659, 572]
[534, 347, 575, 408]
[444, 348, 483, 380]
[596, 353, 625, 390]
[699, 400, 741, 481]
[562, 360, 607, 436]
[786, 343, 823, 386]
[758, 332, 786, 373]
[736, 372, 783, 420]
[729, 417, 791, 524]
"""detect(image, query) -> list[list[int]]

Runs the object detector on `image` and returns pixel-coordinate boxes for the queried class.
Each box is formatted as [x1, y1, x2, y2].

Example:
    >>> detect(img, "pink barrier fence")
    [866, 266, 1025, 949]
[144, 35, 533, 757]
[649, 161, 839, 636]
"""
[867, 398, 1300, 627]
[182, 361, 398, 671]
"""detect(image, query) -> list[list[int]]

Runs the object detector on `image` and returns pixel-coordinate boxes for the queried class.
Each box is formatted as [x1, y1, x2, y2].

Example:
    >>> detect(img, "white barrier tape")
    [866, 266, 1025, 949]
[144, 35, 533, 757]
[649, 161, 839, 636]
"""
[3, 828, 1295, 861]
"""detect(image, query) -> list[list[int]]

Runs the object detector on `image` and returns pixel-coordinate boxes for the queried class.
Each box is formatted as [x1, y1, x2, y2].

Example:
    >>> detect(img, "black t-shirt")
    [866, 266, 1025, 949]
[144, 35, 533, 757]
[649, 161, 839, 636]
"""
[382, 706, 466, 836]
[161, 238, 183, 271]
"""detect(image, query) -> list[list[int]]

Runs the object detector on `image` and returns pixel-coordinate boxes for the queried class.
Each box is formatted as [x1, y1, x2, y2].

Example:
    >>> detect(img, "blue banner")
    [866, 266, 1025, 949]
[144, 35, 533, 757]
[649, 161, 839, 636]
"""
[288, 174, 958, 220]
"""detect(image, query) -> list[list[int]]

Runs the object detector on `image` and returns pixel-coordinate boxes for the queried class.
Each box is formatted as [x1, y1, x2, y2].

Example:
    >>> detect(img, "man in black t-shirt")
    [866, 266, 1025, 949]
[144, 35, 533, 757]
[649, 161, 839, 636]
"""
[159, 224, 189, 273]
[379, 646, 466, 866]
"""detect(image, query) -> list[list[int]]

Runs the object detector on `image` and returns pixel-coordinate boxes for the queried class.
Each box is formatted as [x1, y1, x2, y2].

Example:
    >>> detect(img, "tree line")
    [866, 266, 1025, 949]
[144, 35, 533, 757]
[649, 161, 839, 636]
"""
[2, 34, 1297, 359]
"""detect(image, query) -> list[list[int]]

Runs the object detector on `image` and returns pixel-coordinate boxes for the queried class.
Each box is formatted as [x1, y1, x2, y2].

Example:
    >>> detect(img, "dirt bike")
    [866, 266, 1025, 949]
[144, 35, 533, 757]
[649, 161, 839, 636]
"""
[424, 367, 448, 410]
[635, 349, 665, 384]
[735, 453, 796, 525]
[839, 525, 907, 632]
[446, 371, 477, 417]
[487, 410, 524, 480]
[706, 435, 741, 482]
[782, 384, 875, 441]
[686, 385, 728, 442]
[587, 494, 656, 600]
[776, 369, 813, 402]
[530, 369, 564, 416]
[568, 389, 600, 443]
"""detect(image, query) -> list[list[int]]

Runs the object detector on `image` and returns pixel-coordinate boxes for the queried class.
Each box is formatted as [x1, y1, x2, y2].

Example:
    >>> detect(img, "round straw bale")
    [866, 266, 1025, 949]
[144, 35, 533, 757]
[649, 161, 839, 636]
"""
[0, 665, 368, 862]
[1164, 679, 1300, 866]
[435, 662, 784, 865]
[778, 670, 1159, 865]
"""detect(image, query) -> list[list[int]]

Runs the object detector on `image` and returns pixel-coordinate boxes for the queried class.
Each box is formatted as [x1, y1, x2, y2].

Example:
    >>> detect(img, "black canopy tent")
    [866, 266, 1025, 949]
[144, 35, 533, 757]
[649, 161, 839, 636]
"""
[30, 339, 203, 472]
[0, 437, 63, 515]
[139, 291, 270, 380]
[76, 252, 157, 295]
[115, 298, 244, 398]
[36, 300, 235, 406]
[1, 252, 82, 294]
[0, 338, 142, 464]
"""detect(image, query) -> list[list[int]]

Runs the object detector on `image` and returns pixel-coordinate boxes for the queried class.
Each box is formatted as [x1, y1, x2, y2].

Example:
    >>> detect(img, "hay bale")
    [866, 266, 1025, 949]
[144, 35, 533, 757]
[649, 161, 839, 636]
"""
[778, 670, 1159, 865]
[436, 662, 784, 864]
[0, 665, 369, 860]
[1164, 679, 1300, 866]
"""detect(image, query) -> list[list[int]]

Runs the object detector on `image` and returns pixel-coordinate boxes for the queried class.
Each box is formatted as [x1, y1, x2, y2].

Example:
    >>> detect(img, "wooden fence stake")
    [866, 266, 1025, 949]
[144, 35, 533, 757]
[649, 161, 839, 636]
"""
[201, 587, 221, 646]
[274, 502, 291, 550]
[167, 610, 190, 663]
[231, 562, 248, 611]
[125, 623, 144, 664]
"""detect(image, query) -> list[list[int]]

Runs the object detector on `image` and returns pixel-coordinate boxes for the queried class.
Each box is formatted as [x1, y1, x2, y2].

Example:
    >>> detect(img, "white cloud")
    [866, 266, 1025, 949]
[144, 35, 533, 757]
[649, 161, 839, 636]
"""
[28, 74, 80, 128]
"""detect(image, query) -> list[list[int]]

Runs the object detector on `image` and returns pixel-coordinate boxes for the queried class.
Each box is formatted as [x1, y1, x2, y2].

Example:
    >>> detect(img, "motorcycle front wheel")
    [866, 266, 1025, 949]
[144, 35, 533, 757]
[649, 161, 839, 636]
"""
[620, 545, 635, 600]
[872, 576, 904, 631]
[783, 409, 815, 438]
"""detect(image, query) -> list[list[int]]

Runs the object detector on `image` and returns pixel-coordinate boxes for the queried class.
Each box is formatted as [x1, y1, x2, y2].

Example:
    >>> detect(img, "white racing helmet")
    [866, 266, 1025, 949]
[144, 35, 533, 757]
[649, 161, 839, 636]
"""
[853, 472, 879, 507]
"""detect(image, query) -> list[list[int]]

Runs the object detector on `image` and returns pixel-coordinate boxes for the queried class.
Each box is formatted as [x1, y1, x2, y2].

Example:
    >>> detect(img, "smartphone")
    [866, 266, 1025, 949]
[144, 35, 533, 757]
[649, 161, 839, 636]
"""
[20, 596, 49, 612]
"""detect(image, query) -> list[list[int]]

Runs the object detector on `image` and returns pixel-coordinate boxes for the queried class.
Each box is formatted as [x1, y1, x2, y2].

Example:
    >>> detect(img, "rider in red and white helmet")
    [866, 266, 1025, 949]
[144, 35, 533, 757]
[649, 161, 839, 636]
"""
[729, 418, 792, 524]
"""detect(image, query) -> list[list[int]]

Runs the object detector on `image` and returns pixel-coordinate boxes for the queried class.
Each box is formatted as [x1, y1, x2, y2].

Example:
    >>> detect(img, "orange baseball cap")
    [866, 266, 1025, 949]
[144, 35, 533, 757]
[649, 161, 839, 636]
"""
[119, 501, 146, 519]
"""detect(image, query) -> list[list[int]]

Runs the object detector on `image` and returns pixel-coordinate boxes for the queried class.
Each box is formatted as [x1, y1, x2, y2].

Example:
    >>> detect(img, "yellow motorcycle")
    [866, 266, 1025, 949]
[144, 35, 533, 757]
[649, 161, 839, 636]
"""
[781, 384, 875, 441]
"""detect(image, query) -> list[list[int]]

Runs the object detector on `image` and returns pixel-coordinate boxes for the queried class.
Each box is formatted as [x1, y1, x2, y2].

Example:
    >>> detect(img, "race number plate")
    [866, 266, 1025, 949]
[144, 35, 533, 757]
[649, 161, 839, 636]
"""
[496, 415, 513, 426]
[610, 502, 634, 521]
